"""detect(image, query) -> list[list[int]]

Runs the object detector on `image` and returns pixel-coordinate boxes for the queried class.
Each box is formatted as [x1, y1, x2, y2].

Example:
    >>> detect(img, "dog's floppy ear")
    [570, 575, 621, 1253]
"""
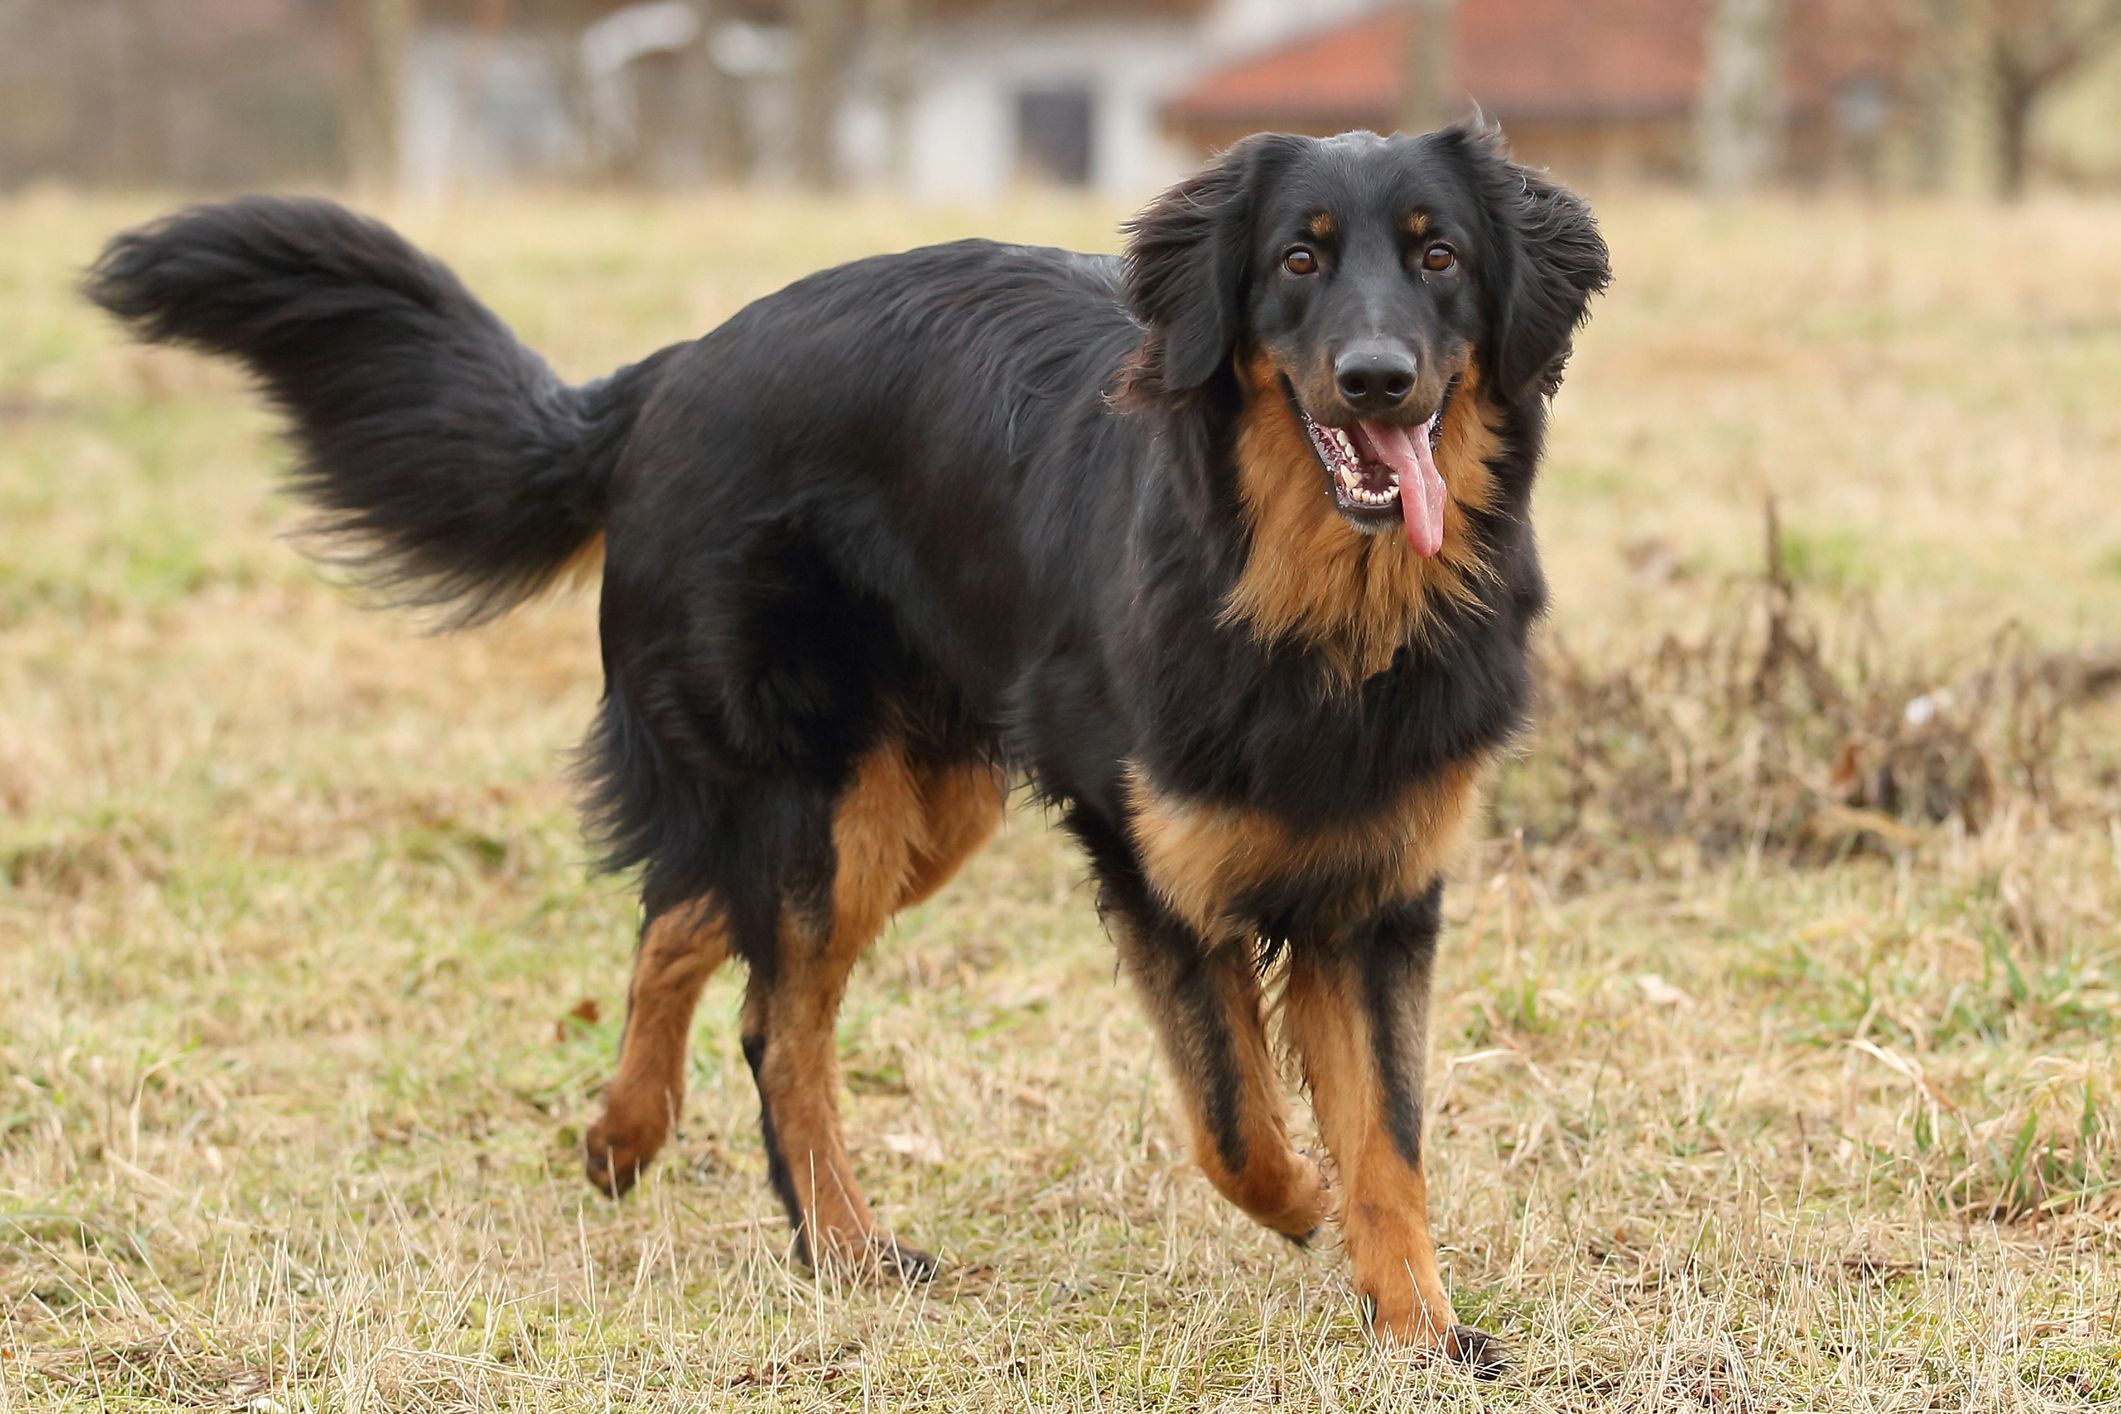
[1444, 120, 1611, 400]
[1120, 133, 1301, 403]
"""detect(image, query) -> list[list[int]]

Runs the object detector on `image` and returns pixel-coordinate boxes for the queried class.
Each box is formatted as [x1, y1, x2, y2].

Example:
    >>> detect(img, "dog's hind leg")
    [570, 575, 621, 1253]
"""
[1110, 900, 1329, 1243]
[1282, 883, 1505, 1376]
[738, 742, 969, 1282]
[585, 898, 729, 1197]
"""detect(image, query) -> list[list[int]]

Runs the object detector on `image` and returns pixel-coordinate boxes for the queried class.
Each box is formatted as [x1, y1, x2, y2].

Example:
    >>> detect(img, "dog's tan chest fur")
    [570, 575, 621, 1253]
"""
[1220, 356, 1503, 684]
[1123, 758, 1486, 939]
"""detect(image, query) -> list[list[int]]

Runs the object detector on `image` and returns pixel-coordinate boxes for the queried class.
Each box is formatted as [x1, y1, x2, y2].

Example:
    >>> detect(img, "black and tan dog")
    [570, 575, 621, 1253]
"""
[88, 121, 1607, 1369]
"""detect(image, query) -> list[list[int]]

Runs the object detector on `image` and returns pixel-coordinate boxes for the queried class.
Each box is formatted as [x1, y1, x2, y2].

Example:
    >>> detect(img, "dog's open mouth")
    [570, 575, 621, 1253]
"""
[1296, 382, 1454, 558]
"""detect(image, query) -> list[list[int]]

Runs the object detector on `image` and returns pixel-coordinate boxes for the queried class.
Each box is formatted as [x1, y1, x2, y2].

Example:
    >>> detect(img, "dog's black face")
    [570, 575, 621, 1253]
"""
[1122, 124, 1611, 550]
[1245, 135, 1490, 544]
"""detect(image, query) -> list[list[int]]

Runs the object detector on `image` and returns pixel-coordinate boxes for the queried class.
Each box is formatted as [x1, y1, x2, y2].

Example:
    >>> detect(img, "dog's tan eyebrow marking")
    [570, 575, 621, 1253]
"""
[1402, 212, 1431, 237]
[1304, 212, 1337, 240]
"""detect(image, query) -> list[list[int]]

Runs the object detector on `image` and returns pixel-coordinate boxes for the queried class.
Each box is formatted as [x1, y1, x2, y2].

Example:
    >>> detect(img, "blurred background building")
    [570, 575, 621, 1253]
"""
[2, 0, 2118, 199]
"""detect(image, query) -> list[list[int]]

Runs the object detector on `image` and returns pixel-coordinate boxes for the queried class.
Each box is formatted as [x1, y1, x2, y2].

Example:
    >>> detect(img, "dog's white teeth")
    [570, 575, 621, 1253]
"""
[1338, 472, 1399, 508]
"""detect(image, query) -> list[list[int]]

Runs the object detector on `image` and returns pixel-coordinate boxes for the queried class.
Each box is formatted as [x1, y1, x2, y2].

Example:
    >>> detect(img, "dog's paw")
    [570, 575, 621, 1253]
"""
[1254, 1147, 1332, 1245]
[1442, 1325, 1511, 1381]
[877, 1238, 940, 1284]
[583, 1110, 665, 1198]
[795, 1229, 941, 1285]
[1357, 1298, 1510, 1381]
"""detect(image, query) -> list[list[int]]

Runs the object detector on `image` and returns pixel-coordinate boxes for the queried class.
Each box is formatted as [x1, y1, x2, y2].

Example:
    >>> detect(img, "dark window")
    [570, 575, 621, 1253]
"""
[1016, 87, 1094, 187]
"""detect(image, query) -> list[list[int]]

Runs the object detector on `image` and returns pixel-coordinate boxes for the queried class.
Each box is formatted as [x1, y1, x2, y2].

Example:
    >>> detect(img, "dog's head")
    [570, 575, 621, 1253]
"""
[1120, 123, 1610, 553]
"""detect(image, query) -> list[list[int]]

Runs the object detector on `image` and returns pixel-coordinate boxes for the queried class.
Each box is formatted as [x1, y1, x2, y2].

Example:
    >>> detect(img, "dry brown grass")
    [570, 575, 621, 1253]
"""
[3, 186, 2120, 1411]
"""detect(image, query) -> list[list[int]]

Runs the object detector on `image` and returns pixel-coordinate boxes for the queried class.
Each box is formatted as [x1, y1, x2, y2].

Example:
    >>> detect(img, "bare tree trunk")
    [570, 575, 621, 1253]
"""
[346, 0, 414, 191]
[698, 0, 749, 182]
[1993, 73, 2038, 199]
[871, 0, 913, 186]
[1403, 0, 1457, 134]
[1980, 0, 2121, 199]
[109, 0, 171, 184]
[792, 0, 850, 188]
[632, 49, 687, 185]
[1904, 0, 1968, 192]
[1699, 0, 1788, 194]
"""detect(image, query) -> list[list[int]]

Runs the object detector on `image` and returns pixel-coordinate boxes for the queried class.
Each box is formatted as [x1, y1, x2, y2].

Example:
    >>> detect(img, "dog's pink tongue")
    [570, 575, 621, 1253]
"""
[1360, 418, 1447, 557]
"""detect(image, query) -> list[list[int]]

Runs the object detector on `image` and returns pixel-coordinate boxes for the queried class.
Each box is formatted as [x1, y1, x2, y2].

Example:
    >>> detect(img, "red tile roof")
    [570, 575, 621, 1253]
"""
[1165, 0, 1903, 133]
[1456, 0, 1706, 119]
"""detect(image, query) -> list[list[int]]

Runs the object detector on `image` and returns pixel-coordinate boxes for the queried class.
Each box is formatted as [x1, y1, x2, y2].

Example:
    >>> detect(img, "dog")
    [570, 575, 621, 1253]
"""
[87, 120, 1608, 1371]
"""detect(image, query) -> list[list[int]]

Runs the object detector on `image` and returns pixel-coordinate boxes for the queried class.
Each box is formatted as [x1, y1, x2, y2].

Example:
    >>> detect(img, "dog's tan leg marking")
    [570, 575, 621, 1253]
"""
[1284, 937, 1484, 1364]
[741, 745, 994, 1281]
[1184, 950, 1329, 1239]
[1113, 918, 1327, 1242]
[585, 898, 727, 1196]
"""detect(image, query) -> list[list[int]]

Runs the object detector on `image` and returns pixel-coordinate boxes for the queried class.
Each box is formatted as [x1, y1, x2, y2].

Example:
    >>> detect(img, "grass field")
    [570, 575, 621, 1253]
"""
[3, 186, 2120, 1411]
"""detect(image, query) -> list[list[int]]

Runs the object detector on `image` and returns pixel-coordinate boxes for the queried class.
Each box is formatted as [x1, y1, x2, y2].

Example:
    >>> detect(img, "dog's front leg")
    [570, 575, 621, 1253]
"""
[1283, 883, 1505, 1376]
[1107, 894, 1328, 1243]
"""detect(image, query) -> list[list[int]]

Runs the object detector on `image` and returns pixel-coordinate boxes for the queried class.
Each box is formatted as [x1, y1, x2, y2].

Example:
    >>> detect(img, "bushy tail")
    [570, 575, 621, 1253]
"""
[86, 196, 681, 625]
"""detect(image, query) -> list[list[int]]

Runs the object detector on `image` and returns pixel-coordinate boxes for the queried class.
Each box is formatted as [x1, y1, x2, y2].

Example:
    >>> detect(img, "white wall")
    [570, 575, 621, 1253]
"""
[1203, 0, 1382, 49]
[854, 0, 1399, 206]
[860, 18, 1198, 203]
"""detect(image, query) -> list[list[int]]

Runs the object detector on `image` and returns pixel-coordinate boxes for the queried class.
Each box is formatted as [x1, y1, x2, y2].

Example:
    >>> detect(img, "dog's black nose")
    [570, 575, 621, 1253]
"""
[1334, 347, 1416, 411]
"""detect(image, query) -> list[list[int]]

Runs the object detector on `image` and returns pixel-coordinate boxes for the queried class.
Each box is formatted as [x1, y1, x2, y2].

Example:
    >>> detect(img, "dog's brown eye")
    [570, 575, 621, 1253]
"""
[1421, 243, 1456, 273]
[1282, 246, 1318, 276]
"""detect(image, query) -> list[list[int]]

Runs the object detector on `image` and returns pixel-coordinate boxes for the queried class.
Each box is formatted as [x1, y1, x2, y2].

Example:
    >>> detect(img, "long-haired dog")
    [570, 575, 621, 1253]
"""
[88, 121, 1608, 1370]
